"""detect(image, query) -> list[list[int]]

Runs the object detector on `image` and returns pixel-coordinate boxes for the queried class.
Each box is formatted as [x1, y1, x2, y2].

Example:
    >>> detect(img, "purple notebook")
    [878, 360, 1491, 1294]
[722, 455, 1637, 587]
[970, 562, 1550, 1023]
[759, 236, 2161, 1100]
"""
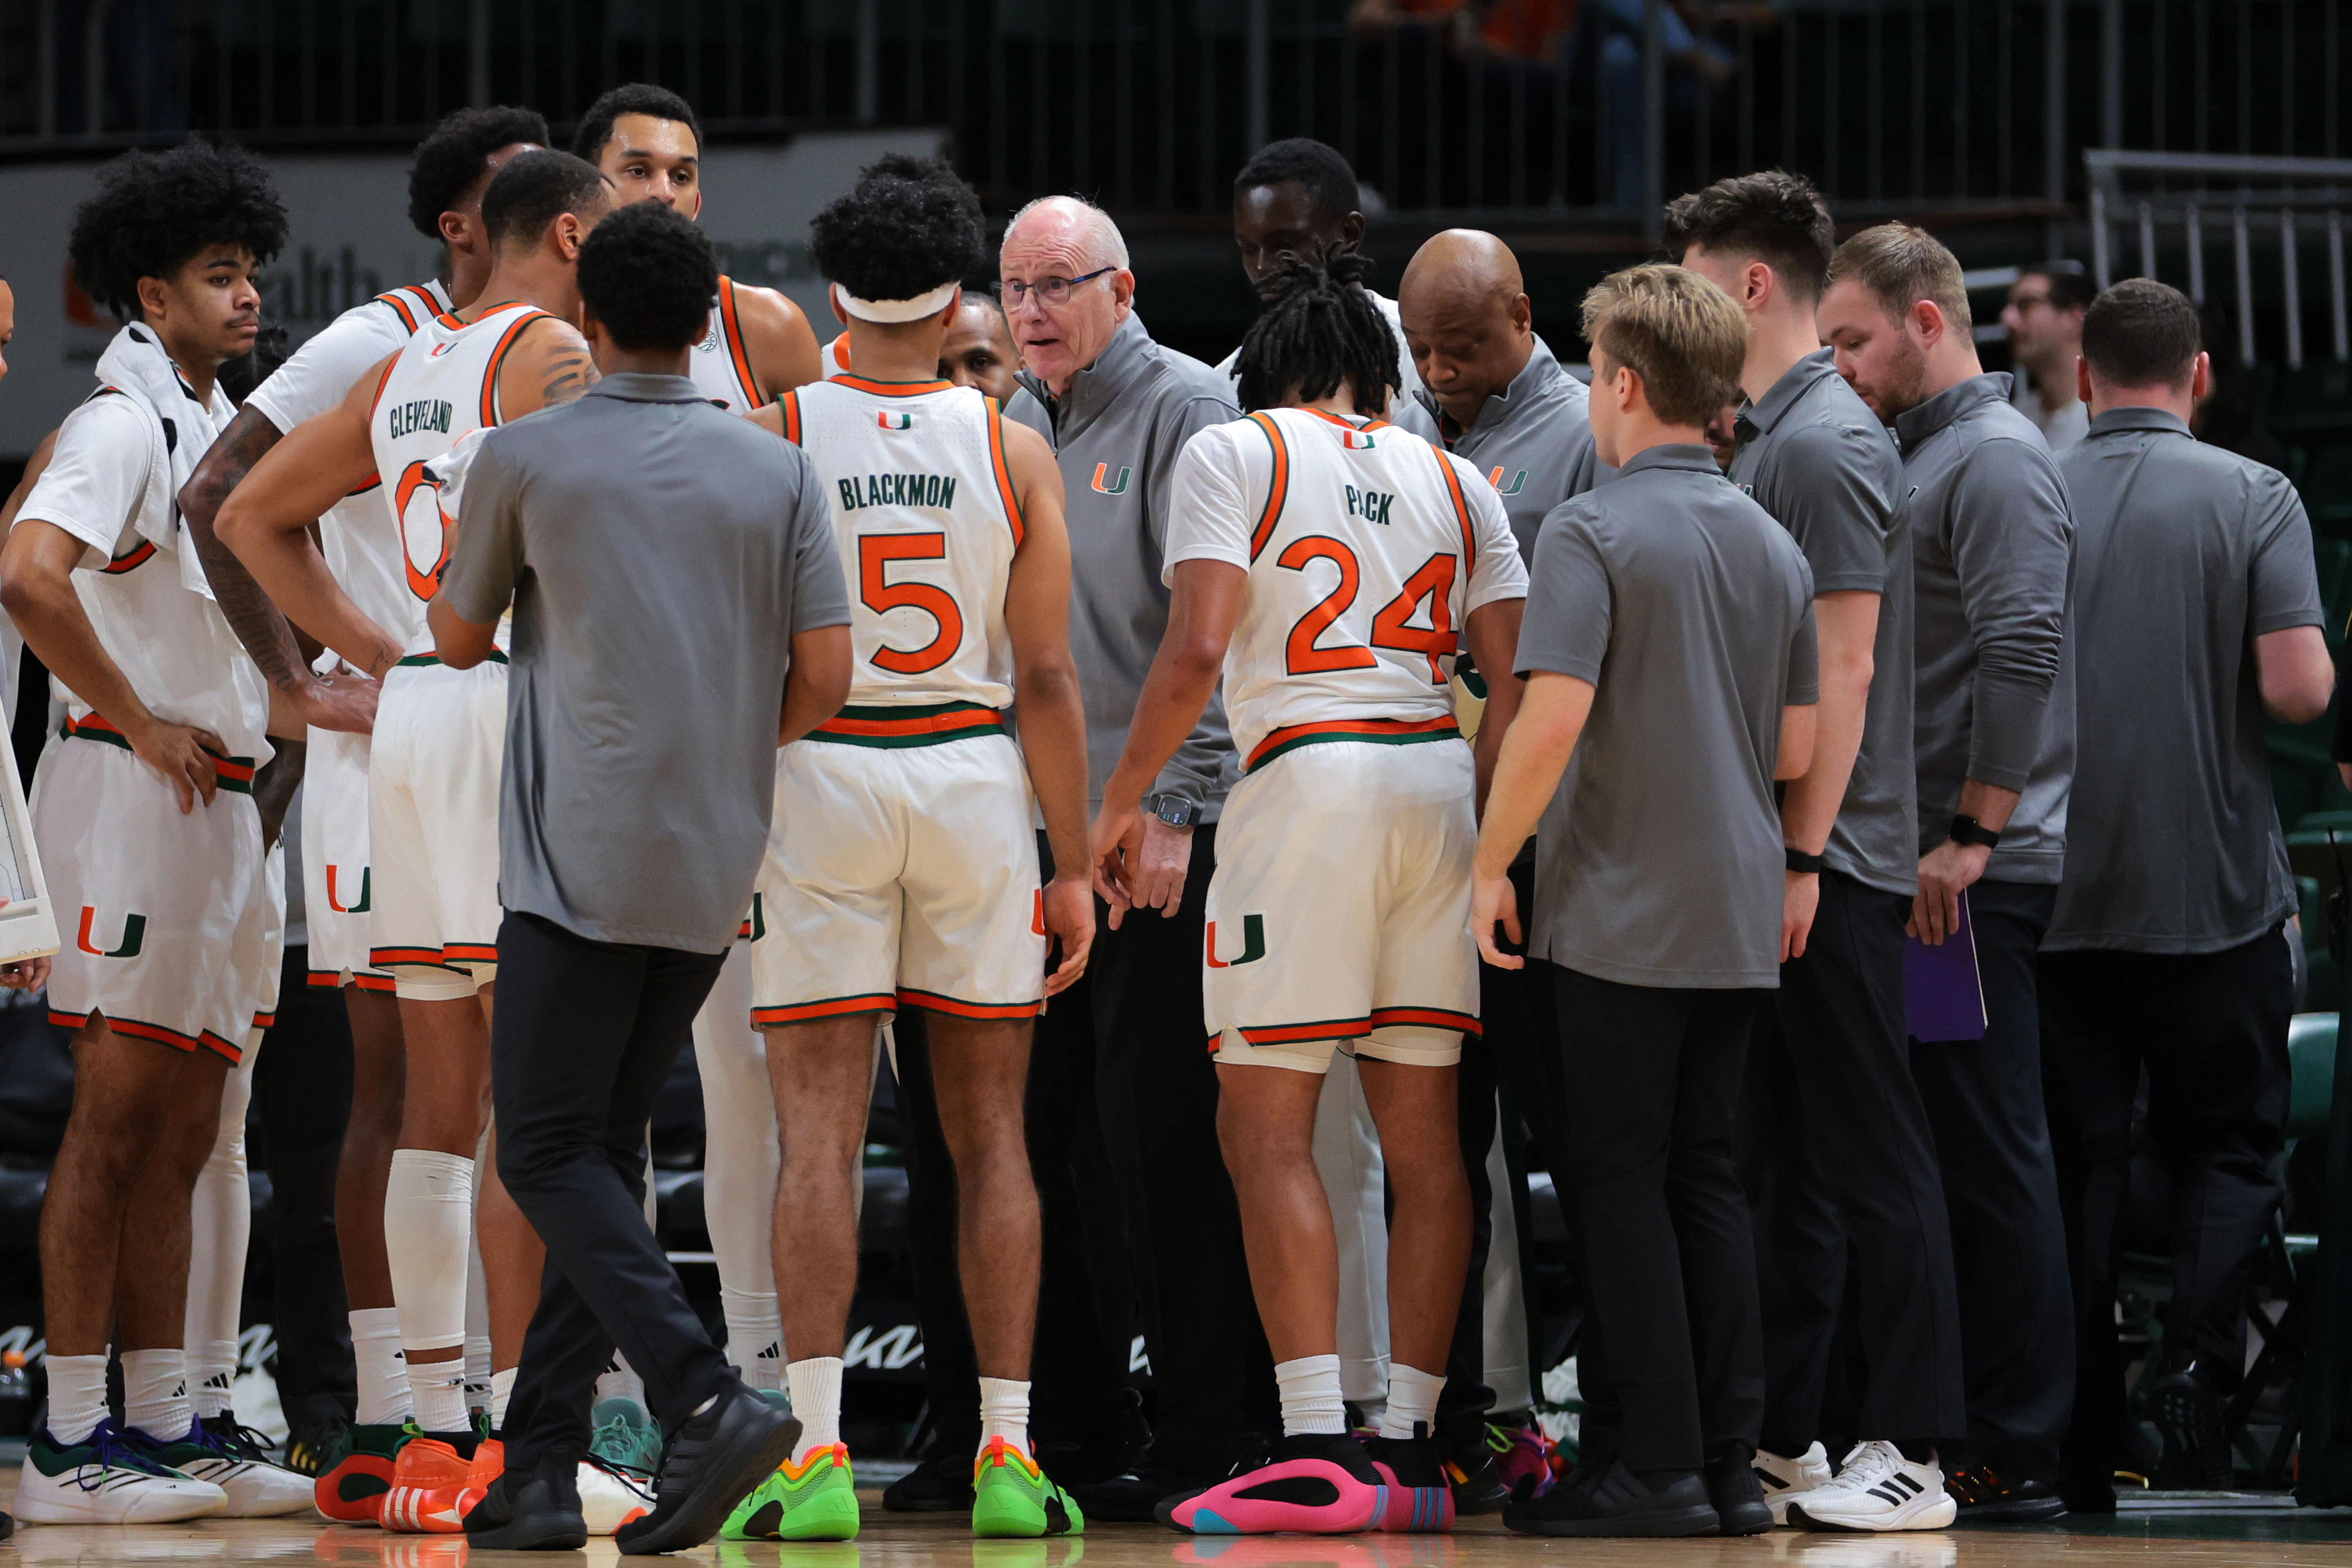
[1905, 889, 1988, 1042]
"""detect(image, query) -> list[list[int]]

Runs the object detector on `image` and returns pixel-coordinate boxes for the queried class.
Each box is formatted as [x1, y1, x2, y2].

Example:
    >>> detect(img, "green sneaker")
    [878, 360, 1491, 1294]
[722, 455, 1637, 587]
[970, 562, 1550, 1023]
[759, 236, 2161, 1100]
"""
[722, 1443, 860, 1541]
[589, 1398, 663, 1474]
[972, 1437, 1083, 1538]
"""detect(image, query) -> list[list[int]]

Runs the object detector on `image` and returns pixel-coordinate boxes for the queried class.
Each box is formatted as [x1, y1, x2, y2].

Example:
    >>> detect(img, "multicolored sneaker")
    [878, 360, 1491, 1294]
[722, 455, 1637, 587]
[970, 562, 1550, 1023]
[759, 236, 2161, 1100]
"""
[723, 1443, 861, 1540]
[11, 1420, 227, 1524]
[577, 1458, 656, 1536]
[314, 1422, 413, 1524]
[379, 1434, 476, 1532]
[1159, 1433, 1386, 1535]
[972, 1437, 1084, 1538]
[1492, 1421, 1556, 1502]
[1361, 1430, 1457, 1532]
[124, 1417, 317, 1516]
[590, 1397, 665, 1475]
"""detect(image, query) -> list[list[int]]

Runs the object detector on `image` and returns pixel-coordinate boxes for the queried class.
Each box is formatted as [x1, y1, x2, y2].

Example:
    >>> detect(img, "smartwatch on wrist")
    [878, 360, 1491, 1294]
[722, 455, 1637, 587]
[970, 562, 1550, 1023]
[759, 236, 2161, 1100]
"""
[1142, 793, 1200, 829]
[1785, 847, 1825, 874]
[1949, 813, 2003, 850]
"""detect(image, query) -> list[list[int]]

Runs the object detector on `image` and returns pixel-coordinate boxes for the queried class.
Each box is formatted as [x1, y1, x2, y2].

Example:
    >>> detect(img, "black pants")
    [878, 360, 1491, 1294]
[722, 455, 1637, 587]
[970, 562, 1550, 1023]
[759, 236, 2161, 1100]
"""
[1556, 965, 1766, 1472]
[1749, 872, 1965, 1450]
[490, 911, 733, 1472]
[250, 942, 357, 1428]
[895, 1002, 1135, 1460]
[1031, 824, 1274, 1474]
[1906, 877, 2074, 1483]
[2040, 927, 2293, 1483]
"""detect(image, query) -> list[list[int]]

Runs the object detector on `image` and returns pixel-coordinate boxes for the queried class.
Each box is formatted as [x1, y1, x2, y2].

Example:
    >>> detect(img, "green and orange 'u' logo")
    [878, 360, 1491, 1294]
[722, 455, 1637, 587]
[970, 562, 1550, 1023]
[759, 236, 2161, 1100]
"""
[77, 907, 146, 958]
[1091, 463, 1132, 495]
[1204, 914, 1266, 968]
[328, 865, 371, 914]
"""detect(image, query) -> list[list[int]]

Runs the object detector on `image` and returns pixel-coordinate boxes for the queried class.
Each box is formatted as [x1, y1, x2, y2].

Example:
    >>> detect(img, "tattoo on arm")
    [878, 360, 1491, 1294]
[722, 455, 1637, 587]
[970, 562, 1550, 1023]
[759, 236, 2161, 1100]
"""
[181, 411, 313, 694]
[538, 346, 599, 408]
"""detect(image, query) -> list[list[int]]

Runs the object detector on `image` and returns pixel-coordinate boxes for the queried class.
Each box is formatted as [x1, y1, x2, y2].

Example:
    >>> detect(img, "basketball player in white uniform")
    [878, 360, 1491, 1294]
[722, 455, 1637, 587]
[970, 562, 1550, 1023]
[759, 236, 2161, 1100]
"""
[219, 148, 614, 1532]
[724, 156, 1090, 1544]
[187, 107, 545, 1512]
[1093, 251, 1527, 1535]
[573, 82, 824, 1398]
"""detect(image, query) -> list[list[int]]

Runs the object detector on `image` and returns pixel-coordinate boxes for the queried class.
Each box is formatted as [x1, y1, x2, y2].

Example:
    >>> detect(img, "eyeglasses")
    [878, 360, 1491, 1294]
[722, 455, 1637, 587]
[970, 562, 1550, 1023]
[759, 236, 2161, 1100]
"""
[997, 266, 1118, 308]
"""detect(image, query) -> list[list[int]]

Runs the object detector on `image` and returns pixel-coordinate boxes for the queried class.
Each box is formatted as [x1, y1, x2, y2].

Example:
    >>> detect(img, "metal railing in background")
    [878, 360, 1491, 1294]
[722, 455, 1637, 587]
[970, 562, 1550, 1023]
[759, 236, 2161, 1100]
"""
[2087, 150, 2352, 367]
[0, 0, 2347, 228]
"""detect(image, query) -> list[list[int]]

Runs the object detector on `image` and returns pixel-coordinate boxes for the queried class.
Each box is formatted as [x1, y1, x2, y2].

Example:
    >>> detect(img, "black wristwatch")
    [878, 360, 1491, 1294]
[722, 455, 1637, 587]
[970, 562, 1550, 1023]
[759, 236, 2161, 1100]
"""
[1949, 813, 2003, 850]
[1785, 847, 1825, 874]
[1142, 792, 1201, 829]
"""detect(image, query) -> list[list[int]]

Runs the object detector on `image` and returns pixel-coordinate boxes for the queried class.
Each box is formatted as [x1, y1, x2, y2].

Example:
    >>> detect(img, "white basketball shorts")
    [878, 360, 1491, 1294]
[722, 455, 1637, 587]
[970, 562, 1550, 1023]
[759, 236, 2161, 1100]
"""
[1204, 732, 1481, 1072]
[367, 656, 505, 999]
[303, 724, 394, 994]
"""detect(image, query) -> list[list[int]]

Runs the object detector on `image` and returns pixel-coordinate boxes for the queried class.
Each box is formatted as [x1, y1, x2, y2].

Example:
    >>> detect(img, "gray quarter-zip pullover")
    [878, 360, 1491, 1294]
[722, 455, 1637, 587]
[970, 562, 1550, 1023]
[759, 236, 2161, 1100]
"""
[1393, 336, 1604, 561]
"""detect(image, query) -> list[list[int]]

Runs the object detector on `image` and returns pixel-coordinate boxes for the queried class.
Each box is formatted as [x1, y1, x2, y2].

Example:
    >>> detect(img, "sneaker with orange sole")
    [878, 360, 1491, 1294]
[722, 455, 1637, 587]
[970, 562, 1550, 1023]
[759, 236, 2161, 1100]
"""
[456, 1439, 503, 1523]
[379, 1437, 476, 1533]
[315, 1424, 414, 1525]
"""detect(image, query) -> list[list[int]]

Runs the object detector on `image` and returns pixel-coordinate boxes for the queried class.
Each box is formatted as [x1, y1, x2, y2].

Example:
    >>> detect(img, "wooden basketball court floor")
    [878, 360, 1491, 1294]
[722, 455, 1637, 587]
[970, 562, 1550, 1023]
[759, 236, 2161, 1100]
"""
[11, 1488, 2352, 1568]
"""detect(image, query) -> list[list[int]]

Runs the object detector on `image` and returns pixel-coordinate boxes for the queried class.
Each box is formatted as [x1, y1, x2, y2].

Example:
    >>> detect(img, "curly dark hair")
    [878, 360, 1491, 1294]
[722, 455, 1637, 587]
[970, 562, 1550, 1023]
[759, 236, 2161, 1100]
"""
[69, 138, 288, 323]
[406, 105, 549, 241]
[572, 82, 703, 166]
[1233, 138, 1361, 222]
[1233, 247, 1399, 415]
[579, 201, 717, 353]
[809, 155, 984, 306]
[481, 150, 612, 250]
[1659, 169, 1836, 303]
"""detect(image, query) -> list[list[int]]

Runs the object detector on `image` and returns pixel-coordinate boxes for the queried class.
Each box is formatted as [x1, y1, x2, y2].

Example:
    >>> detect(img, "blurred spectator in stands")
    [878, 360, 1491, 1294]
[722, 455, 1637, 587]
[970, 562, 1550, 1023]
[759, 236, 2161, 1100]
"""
[1576, 0, 1734, 210]
[1347, 1, 1576, 207]
[2001, 266, 2094, 451]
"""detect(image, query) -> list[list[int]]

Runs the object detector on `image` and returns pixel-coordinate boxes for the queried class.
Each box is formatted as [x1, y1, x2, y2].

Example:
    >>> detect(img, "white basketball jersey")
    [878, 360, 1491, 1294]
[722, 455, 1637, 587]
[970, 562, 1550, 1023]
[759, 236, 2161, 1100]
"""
[688, 276, 770, 412]
[367, 301, 549, 656]
[780, 376, 1024, 713]
[1162, 406, 1525, 771]
[325, 283, 450, 657]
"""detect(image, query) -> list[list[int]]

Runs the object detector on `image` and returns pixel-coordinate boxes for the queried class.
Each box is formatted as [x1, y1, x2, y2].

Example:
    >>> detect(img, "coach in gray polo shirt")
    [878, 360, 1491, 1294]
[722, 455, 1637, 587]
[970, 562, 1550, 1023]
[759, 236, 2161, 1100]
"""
[430, 202, 850, 1550]
[1819, 222, 2076, 1519]
[1000, 195, 1262, 1510]
[2040, 281, 2332, 1505]
[1670, 173, 1963, 1510]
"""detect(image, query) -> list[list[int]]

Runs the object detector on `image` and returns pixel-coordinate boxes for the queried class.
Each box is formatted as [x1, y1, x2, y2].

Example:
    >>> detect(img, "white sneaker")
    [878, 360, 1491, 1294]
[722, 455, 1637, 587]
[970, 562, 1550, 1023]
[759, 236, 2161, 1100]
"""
[1755, 1441, 1834, 1524]
[11, 1423, 229, 1524]
[577, 1460, 654, 1535]
[130, 1419, 319, 1517]
[1787, 1441, 1956, 1532]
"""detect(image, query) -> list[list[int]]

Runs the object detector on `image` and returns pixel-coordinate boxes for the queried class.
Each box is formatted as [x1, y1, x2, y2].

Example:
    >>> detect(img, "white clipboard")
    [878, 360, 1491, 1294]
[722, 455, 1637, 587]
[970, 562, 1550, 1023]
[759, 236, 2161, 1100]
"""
[0, 727, 61, 965]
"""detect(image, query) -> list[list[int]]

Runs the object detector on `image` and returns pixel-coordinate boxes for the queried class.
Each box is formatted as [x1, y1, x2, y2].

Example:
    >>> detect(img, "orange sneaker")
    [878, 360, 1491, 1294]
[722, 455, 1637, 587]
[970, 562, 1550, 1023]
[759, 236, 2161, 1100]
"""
[379, 1437, 475, 1533]
[457, 1438, 504, 1522]
[314, 1424, 412, 1525]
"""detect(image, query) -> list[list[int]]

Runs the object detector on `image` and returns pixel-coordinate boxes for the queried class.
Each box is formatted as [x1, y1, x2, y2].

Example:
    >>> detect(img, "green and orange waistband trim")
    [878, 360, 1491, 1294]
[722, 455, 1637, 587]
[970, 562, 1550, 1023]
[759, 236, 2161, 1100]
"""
[808, 701, 1007, 749]
[61, 714, 257, 794]
[1243, 715, 1462, 774]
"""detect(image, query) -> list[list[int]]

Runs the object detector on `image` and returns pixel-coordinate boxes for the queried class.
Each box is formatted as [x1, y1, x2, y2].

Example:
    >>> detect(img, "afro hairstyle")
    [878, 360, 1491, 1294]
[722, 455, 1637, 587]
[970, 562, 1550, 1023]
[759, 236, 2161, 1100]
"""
[1232, 246, 1400, 415]
[69, 137, 288, 323]
[809, 155, 984, 307]
[406, 105, 551, 241]
[572, 83, 704, 166]
[579, 201, 717, 353]
[1233, 138, 1362, 223]
[480, 150, 613, 250]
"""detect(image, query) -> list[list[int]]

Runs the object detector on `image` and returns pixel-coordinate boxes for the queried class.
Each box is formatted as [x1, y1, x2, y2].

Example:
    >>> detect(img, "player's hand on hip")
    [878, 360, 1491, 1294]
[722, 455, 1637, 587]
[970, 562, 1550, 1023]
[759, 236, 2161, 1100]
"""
[1089, 804, 1142, 929]
[1134, 816, 1194, 918]
[1472, 873, 1523, 968]
[130, 718, 227, 812]
[1041, 875, 1095, 997]
[1908, 840, 1989, 946]
[295, 669, 382, 736]
[1782, 870, 1820, 962]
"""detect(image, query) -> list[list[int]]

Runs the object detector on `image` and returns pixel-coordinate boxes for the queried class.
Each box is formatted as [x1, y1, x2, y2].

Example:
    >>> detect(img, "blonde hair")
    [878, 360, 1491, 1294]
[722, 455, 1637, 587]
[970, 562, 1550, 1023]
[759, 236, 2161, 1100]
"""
[1578, 263, 1745, 427]
[1826, 222, 1972, 335]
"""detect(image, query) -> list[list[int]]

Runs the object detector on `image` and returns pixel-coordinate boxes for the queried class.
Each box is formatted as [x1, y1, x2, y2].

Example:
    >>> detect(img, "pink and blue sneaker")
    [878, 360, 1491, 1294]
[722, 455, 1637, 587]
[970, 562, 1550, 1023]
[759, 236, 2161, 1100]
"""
[1360, 1430, 1457, 1532]
[1158, 1434, 1388, 1535]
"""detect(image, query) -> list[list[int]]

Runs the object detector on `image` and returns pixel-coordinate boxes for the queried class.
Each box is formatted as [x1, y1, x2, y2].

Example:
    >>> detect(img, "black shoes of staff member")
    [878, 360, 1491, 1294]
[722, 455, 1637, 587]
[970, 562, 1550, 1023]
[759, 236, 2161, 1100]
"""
[1072, 1464, 1233, 1523]
[1946, 1464, 2069, 1523]
[465, 1461, 589, 1551]
[614, 1381, 800, 1556]
[1505, 1456, 1720, 1537]
[1442, 1433, 1512, 1516]
[1704, 1446, 1775, 1535]
[882, 1449, 977, 1513]
[2151, 1365, 2236, 1491]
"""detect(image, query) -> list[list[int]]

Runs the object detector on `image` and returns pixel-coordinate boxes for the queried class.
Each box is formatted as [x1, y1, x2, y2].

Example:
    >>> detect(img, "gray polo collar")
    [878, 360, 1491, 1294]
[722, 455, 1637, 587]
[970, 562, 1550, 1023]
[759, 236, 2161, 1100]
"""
[2086, 406, 2193, 438]
[1412, 335, 1563, 444]
[1736, 346, 1839, 440]
[586, 373, 708, 404]
[1618, 443, 1722, 478]
[1015, 311, 1157, 443]
[1894, 371, 2012, 451]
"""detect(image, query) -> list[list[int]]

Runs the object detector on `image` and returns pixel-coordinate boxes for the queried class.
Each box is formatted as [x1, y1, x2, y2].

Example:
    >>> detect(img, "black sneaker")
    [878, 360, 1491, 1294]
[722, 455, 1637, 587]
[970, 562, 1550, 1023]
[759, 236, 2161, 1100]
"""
[281, 1412, 350, 1478]
[1946, 1465, 2068, 1523]
[615, 1381, 799, 1556]
[465, 1461, 589, 1550]
[1442, 1432, 1511, 1516]
[1504, 1457, 1720, 1538]
[1072, 1464, 1230, 1523]
[2150, 1368, 2235, 1490]
[1705, 1446, 1773, 1535]
[881, 1448, 975, 1513]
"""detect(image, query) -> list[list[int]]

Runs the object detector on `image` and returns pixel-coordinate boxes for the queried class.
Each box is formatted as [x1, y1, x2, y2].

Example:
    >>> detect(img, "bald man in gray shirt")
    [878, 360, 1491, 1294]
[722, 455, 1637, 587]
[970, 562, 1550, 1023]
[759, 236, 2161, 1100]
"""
[1820, 224, 2076, 1521]
[2038, 281, 2332, 1505]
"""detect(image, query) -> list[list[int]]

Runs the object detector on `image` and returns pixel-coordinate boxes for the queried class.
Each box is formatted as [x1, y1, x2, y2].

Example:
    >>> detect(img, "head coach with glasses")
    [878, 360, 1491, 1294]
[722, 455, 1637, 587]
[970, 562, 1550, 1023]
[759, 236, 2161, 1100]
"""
[996, 195, 1270, 1518]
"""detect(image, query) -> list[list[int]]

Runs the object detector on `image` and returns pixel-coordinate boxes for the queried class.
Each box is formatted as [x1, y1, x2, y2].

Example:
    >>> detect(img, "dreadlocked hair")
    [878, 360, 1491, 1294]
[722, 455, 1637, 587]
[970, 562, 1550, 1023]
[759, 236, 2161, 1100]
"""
[1232, 247, 1400, 415]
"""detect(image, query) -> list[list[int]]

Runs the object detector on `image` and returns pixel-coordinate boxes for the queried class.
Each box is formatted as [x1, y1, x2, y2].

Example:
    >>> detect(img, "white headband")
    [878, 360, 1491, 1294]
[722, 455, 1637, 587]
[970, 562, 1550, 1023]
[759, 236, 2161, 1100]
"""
[832, 281, 961, 324]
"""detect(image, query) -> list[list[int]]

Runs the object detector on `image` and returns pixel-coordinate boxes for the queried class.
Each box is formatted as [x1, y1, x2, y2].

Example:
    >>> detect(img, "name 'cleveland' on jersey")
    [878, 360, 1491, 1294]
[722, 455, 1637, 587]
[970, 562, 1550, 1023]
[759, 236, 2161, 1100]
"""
[777, 374, 1026, 713]
[1162, 405, 1527, 771]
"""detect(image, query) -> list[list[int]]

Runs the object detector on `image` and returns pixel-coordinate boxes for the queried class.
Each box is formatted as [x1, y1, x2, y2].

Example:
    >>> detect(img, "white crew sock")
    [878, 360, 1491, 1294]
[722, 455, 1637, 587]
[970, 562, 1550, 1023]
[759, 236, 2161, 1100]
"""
[720, 1289, 783, 1393]
[1380, 1364, 1447, 1439]
[188, 1338, 240, 1421]
[596, 1354, 647, 1409]
[351, 1308, 413, 1425]
[786, 1357, 844, 1462]
[408, 1357, 469, 1435]
[123, 1348, 192, 1439]
[464, 1338, 494, 1414]
[45, 1353, 108, 1446]
[978, 1376, 1031, 1456]
[1276, 1354, 1347, 1437]
[490, 1367, 516, 1430]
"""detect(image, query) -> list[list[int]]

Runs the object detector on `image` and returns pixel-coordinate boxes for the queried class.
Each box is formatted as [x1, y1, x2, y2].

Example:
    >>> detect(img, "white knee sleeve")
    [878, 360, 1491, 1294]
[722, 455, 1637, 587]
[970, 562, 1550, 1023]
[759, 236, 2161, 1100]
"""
[1482, 1110, 1533, 1411]
[694, 946, 783, 1377]
[1313, 1058, 1391, 1406]
[385, 1148, 475, 1353]
[465, 1142, 491, 1402]
[186, 1038, 259, 1416]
